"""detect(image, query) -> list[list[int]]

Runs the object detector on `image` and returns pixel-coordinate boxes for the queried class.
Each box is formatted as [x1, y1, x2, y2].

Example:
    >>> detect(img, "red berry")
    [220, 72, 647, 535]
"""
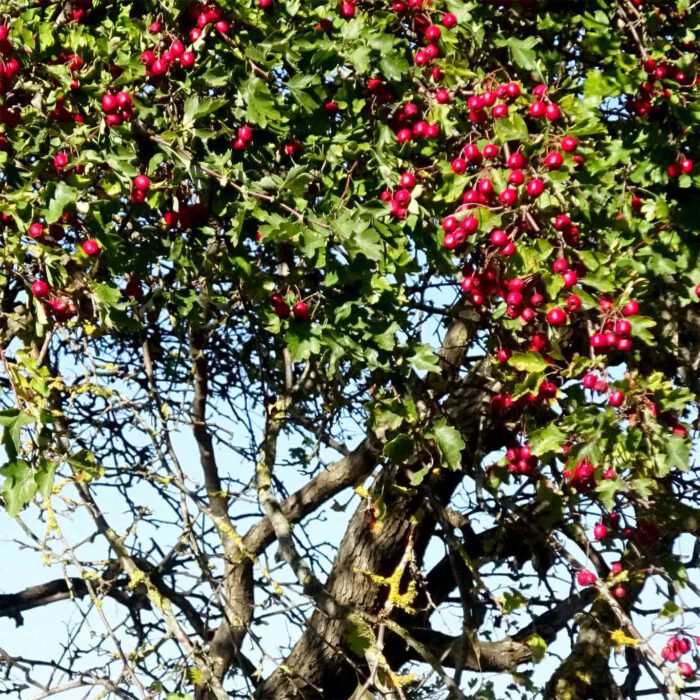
[561, 135, 578, 152]
[527, 178, 545, 197]
[134, 174, 151, 191]
[545, 103, 561, 121]
[622, 300, 640, 316]
[102, 93, 117, 112]
[82, 239, 100, 256]
[292, 301, 311, 320]
[451, 157, 467, 174]
[492, 103, 508, 119]
[400, 172, 416, 189]
[31, 280, 49, 298]
[593, 522, 608, 540]
[483, 143, 499, 159]
[529, 100, 546, 118]
[180, 51, 196, 68]
[29, 222, 44, 240]
[54, 152, 69, 170]
[545, 152, 564, 170]
[552, 258, 569, 273]
[681, 158, 694, 174]
[441, 12, 457, 28]
[546, 308, 566, 325]
[615, 319, 632, 335]
[609, 390, 625, 407]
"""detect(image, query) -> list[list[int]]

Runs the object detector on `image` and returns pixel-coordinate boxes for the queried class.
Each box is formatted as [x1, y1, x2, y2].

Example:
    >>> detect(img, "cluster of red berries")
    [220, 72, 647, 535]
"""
[563, 458, 597, 491]
[0, 26, 20, 94]
[504, 444, 538, 475]
[627, 57, 698, 117]
[233, 125, 254, 151]
[339, 0, 357, 19]
[101, 91, 134, 127]
[393, 101, 440, 144]
[140, 37, 196, 79]
[131, 174, 151, 204]
[589, 298, 638, 353]
[31, 279, 78, 321]
[163, 201, 209, 229]
[661, 636, 695, 678]
[270, 294, 311, 321]
[184, 3, 230, 40]
[69, 0, 92, 23]
[381, 172, 416, 220]
[667, 154, 695, 179]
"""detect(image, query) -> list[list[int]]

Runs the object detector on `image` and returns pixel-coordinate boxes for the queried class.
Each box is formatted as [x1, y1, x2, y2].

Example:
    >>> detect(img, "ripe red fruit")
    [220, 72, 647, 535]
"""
[396, 128, 412, 144]
[116, 91, 131, 108]
[441, 12, 457, 28]
[668, 163, 682, 178]
[507, 152, 527, 169]
[424, 25, 441, 41]
[529, 100, 546, 118]
[678, 662, 694, 678]
[615, 319, 632, 335]
[530, 293, 544, 307]
[31, 280, 49, 298]
[215, 19, 230, 33]
[612, 585, 626, 599]
[464, 143, 482, 163]
[562, 270, 578, 287]
[593, 522, 608, 540]
[561, 135, 578, 152]
[610, 561, 623, 576]
[492, 103, 508, 119]
[435, 88, 450, 104]
[442, 216, 459, 233]
[490, 229, 508, 247]
[189, 28, 203, 42]
[82, 239, 100, 256]
[451, 157, 467, 174]
[292, 301, 311, 320]
[499, 188, 518, 206]
[54, 152, 69, 170]
[462, 215, 478, 233]
[505, 81, 521, 98]
[507, 170, 525, 186]
[29, 222, 44, 240]
[400, 172, 416, 189]
[496, 348, 511, 363]
[582, 373, 597, 389]
[527, 178, 545, 197]
[339, 2, 355, 18]
[609, 390, 625, 407]
[680, 158, 694, 174]
[566, 294, 582, 311]
[545, 152, 564, 170]
[483, 143, 499, 159]
[552, 257, 569, 273]
[393, 188, 411, 206]
[180, 51, 196, 68]
[134, 174, 151, 191]
[622, 300, 640, 316]
[545, 103, 562, 120]
[546, 308, 566, 325]
[590, 332, 607, 350]
[102, 93, 118, 112]
[576, 570, 597, 586]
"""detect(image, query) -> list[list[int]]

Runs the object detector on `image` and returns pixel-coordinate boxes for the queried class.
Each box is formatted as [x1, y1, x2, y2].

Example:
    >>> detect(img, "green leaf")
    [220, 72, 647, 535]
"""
[383, 434, 415, 463]
[495, 36, 540, 71]
[44, 182, 79, 224]
[529, 424, 567, 457]
[493, 113, 529, 142]
[426, 420, 465, 471]
[408, 345, 440, 374]
[242, 77, 283, 127]
[1, 459, 37, 517]
[0, 409, 34, 460]
[508, 351, 550, 373]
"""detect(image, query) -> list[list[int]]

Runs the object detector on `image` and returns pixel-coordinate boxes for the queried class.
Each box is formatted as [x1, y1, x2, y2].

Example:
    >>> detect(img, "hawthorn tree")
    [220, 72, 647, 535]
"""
[0, 0, 699, 698]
